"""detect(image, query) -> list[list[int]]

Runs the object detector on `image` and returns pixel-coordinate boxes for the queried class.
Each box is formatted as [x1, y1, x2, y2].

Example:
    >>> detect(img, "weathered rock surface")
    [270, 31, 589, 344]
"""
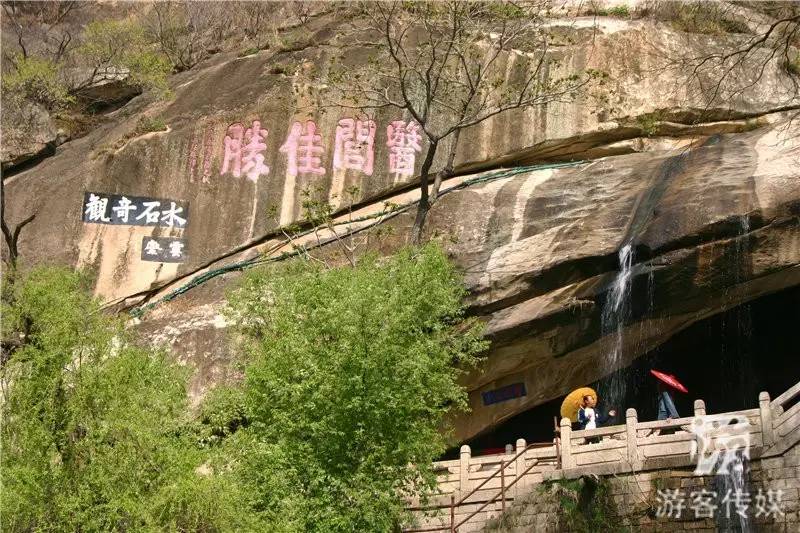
[70, 67, 142, 110]
[0, 100, 63, 171]
[3, 14, 799, 442]
[440, 121, 800, 440]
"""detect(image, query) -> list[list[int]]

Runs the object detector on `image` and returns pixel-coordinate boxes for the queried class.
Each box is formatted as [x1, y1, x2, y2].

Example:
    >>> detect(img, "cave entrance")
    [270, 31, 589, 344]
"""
[450, 284, 800, 459]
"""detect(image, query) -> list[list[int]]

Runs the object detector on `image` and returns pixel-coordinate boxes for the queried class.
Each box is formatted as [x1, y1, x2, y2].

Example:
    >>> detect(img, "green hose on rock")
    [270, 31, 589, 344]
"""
[130, 160, 587, 318]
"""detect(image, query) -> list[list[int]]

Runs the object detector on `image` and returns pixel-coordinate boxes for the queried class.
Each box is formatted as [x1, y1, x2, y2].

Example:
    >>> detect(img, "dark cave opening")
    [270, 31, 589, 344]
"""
[451, 284, 800, 458]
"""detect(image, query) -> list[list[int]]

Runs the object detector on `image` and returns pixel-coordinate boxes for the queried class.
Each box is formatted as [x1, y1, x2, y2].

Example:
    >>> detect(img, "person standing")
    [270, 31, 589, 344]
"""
[577, 394, 616, 430]
[657, 382, 680, 421]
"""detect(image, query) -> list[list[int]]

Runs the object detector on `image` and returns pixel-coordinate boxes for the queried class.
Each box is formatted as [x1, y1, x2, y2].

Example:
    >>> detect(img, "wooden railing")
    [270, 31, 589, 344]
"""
[404, 380, 800, 532]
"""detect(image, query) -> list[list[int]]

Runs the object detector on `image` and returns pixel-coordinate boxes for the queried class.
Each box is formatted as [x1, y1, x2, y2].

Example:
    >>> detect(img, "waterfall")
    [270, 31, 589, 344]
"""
[596, 152, 687, 411]
[600, 243, 635, 407]
[733, 215, 755, 403]
[720, 214, 756, 407]
[714, 450, 751, 533]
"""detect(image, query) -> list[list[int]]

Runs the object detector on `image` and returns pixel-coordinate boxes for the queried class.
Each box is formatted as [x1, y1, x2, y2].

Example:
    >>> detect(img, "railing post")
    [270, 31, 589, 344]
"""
[450, 493, 455, 533]
[560, 417, 574, 469]
[514, 438, 526, 498]
[759, 391, 775, 447]
[505, 443, 513, 454]
[694, 399, 706, 417]
[500, 459, 506, 512]
[459, 445, 471, 494]
[626, 408, 641, 465]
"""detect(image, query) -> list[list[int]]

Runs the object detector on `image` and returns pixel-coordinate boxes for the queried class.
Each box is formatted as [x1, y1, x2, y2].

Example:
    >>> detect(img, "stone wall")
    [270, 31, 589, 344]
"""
[484, 441, 799, 532]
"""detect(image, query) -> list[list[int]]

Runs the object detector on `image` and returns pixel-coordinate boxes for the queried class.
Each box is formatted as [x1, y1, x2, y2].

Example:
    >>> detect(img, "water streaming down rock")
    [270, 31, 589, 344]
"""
[600, 243, 635, 407]
[700, 215, 756, 533]
[719, 214, 757, 408]
[597, 152, 689, 410]
[714, 450, 752, 533]
[733, 215, 756, 404]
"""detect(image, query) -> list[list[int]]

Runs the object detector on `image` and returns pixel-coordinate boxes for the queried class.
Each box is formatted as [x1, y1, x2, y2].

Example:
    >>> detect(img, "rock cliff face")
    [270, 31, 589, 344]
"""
[4, 11, 799, 442]
[1, 100, 63, 171]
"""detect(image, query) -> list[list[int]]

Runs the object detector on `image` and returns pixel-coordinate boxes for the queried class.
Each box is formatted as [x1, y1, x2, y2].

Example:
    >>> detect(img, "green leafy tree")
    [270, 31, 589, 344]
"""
[1, 266, 253, 532]
[223, 243, 487, 531]
[75, 19, 171, 96]
[1, 54, 74, 110]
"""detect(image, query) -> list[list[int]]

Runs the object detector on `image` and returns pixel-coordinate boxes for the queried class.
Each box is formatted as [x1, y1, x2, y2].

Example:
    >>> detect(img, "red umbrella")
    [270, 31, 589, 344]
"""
[650, 369, 688, 394]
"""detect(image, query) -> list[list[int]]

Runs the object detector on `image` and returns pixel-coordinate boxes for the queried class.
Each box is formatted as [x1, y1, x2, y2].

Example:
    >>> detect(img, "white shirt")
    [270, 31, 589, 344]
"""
[583, 407, 597, 430]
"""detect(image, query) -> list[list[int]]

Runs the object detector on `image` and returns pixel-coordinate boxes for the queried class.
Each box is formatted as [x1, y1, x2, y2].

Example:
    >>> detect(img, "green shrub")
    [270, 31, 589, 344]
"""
[1, 54, 74, 110]
[223, 243, 487, 531]
[134, 115, 168, 135]
[743, 118, 764, 132]
[78, 19, 172, 95]
[607, 5, 630, 18]
[197, 385, 249, 443]
[546, 477, 628, 532]
[588, 4, 629, 18]
[238, 47, 261, 57]
[124, 49, 172, 95]
[1, 266, 255, 531]
[636, 112, 662, 137]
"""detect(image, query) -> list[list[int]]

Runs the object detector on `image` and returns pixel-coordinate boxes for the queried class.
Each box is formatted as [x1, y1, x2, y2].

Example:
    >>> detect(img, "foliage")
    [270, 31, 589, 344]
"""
[238, 47, 262, 58]
[589, 4, 630, 18]
[743, 118, 764, 132]
[1, 266, 254, 532]
[607, 5, 631, 18]
[635, 112, 663, 137]
[544, 477, 627, 533]
[123, 49, 173, 95]
[223, 243, 487, 531]
[76, 19, 171, 95]
[196, 384, 249, 445]
[134, 115, 168, 135]
[638, 1, 751, 34]
[1, 54, 74, 110]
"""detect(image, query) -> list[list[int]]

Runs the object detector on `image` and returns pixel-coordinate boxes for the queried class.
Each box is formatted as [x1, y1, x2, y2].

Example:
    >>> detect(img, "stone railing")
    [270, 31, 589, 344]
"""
[405, 379, 800, 532]
[768, 379, 800, 453]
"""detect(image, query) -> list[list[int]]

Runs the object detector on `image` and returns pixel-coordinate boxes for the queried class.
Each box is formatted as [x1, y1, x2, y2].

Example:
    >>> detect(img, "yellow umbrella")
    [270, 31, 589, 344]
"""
[560, 387, 597, 423]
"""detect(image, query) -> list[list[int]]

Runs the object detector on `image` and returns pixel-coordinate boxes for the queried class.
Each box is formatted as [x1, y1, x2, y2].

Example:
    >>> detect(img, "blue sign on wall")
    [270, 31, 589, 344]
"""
[481, 382, 527, 406]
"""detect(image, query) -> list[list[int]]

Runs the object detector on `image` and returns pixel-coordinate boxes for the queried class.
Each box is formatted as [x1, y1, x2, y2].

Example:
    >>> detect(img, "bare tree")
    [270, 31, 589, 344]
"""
[0, 178, 34, 275]
[641, 1, 800, 124]
[329, 1, 602, 242]
[1, 177, 35, 363]
[1, 0, 82, 66]
[143, 0, 233, 72]
[236, 1, 279, 50]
